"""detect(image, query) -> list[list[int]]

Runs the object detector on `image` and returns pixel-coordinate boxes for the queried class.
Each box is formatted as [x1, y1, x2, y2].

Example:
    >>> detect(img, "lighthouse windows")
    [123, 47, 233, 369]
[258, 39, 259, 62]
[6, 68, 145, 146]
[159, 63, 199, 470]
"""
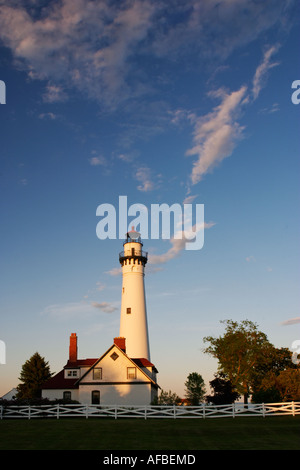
[126, 307, 131, 314]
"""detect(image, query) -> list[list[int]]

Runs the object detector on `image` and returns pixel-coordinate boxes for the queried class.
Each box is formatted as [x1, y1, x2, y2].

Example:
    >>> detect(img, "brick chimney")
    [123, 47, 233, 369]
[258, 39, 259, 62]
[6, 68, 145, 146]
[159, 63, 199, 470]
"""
[114, 337, 126, 352]
[69, 333, 77, 362]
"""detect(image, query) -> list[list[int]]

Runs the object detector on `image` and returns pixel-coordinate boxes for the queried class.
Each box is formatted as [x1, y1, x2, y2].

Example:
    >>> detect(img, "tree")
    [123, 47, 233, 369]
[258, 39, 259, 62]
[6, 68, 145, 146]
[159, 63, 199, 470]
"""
[16, 352, 52, 400]
[203, 319, 273, 404]
[251, 346, 298, 399]
[206, 373, 240, 405]
[184, 372, 206, 405]
[252, 368, 300, 402]
[152, 389, 181, 405]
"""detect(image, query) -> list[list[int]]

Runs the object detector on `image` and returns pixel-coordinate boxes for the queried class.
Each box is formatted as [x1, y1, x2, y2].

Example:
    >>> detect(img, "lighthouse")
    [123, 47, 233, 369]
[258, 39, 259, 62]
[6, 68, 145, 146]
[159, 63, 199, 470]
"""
[42, 227, 159, 405]
[119, 227, 150, 360]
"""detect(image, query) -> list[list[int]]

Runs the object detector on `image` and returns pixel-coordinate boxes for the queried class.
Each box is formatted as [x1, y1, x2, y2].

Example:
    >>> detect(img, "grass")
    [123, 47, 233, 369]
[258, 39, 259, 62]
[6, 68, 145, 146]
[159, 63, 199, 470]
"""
[0, 416, 299, 450]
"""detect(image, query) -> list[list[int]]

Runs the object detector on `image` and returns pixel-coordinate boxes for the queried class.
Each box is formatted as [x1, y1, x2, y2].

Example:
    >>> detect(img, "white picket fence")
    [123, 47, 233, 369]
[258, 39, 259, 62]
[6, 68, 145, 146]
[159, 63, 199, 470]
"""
[0, 401, 299, 419]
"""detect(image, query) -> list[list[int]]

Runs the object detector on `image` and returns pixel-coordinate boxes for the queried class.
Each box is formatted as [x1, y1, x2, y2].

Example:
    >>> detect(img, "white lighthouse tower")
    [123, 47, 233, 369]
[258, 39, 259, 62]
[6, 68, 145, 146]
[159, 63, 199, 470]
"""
[119, 227, 150, 360]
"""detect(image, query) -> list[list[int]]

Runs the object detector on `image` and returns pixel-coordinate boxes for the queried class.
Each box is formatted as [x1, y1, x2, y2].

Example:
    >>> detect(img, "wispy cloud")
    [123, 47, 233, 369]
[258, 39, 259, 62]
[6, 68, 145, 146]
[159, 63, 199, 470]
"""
[281, 317, 300, 326]
[0, 1, 292, 109]
[186, 86, 247, 184]
[135, 166, 155, 192]
[42, 300, 117, 318]
[43, 84, 67, 103]
[91, 301, 118, 313]
[89, 155, 107, 166]
[106, 267, 122, 277]
[38, 112, 58, 120]
[148, 222, 215, 265]
[42, 301, 95, 319]
[252, 45, 280, 100]
[0, 0, 155, 106]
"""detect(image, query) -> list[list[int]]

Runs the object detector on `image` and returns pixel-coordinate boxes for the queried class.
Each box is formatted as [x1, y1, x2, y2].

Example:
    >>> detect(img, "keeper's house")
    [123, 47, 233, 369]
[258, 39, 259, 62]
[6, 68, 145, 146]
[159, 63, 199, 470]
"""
[41, 334, 159, 405]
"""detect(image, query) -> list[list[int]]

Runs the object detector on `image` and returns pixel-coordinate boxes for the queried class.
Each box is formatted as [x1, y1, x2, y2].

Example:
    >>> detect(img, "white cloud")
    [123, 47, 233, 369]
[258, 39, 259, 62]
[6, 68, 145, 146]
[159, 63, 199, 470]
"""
[43, 84, 67, 103]
[42, 301, 95, 319]
[135, 166, 155, 192]
[252, 45, 280, 100]
[281, 317, 300, 326]
[89, 155, 107, 166]
[106, 267, 122, 277]
[183, 194, 198, 204]
[0, 1, 291, 109]
[148, 222, 215, 265]
[186, 86, 247, 184]
[38, 112, 58, 120]
[42, 300, 117, 318]
[0, 0, 155, 106]
[91, 301, 118, 313]
[96, 282, 105, 292]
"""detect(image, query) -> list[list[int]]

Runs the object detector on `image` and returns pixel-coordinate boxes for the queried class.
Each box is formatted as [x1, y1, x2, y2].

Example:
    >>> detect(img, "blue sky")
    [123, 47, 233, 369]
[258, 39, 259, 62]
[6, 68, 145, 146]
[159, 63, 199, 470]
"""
[0, 0, 299, 398]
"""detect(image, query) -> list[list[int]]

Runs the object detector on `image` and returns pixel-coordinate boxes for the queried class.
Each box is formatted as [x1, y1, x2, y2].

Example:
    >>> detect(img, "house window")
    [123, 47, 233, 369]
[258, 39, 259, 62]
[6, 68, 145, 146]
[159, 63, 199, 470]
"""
[91, 390, 100, 405]
[126, 307, 131, 314]
[93, 368, 102, 380]
[127, 367, 136, 379]
[63, 391, 71, 401]
[67, 369, 78, 377]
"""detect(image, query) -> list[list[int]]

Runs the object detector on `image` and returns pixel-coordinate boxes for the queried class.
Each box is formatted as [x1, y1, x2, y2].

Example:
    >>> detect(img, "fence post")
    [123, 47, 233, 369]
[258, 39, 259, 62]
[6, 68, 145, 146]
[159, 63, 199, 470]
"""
[0, 405, 2, 419]
[262, 403, 265, 418]
[232, 403, 235, 419]
[115, 405, 117, 419]
[202, 403, 205, 419]
[57, 404, 59, 419]
[292, 401, 295, 417]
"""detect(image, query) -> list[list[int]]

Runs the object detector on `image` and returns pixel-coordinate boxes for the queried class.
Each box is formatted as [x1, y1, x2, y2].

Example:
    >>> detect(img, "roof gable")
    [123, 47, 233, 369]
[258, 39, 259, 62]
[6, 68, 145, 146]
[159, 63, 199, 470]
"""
[42, 344, 159, 390]
[77, 344, 158, 385]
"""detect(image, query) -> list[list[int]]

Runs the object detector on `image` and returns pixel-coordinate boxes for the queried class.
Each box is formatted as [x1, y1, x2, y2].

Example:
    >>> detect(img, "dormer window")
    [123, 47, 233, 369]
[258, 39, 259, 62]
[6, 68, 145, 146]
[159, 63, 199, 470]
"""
[66, 369, 78, 378]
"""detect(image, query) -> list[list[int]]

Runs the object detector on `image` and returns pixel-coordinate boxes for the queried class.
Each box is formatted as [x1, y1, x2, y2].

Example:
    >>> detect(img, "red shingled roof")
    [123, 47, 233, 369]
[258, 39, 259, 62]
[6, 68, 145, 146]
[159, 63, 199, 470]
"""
[43, 359, 98, 389]
[131, 358, 158, 372]
[42, 370, 78, 390]
[65, 358, 98, 368]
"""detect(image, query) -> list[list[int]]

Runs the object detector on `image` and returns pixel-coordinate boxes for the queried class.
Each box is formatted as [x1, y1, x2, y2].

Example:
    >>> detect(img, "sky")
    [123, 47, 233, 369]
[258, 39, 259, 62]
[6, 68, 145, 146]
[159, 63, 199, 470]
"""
[0, 0, 299, 399]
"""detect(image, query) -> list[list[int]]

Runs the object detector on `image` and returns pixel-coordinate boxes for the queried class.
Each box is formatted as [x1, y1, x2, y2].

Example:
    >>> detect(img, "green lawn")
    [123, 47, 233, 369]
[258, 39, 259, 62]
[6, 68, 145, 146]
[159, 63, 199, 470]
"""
[0, 416, 299, 450]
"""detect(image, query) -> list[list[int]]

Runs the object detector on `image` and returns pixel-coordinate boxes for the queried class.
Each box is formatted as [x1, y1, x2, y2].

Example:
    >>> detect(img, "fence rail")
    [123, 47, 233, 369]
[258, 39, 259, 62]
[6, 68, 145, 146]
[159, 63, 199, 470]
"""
[0, 402, 299, 420]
